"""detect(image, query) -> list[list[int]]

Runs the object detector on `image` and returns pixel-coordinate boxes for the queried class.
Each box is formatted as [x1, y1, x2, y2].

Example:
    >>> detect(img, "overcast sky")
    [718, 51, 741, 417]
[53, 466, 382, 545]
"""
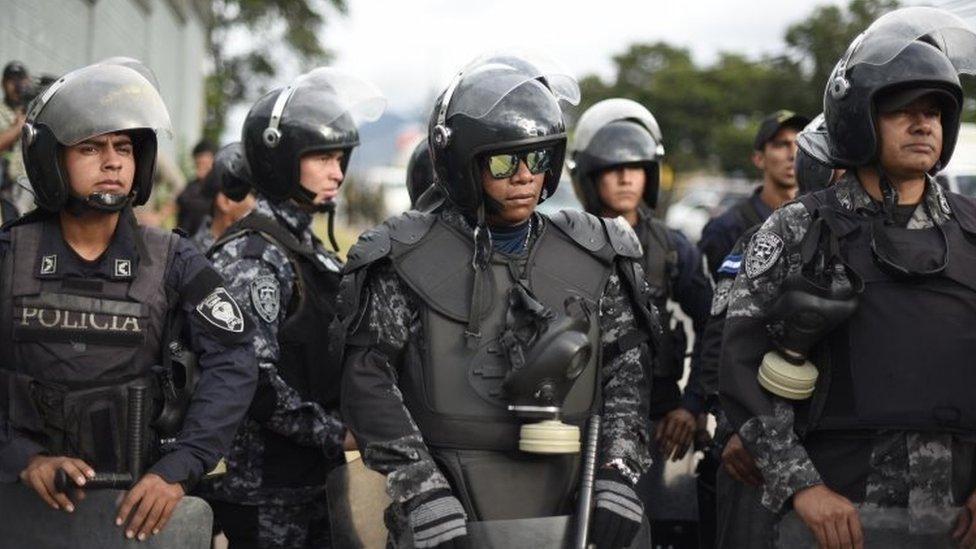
[322, 0, 852, 117]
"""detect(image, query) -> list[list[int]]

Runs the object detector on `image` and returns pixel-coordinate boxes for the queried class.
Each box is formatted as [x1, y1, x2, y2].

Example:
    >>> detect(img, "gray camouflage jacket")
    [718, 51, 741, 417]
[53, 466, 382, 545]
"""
[203, 196, 346, 505]
[720, 173, 976, 531]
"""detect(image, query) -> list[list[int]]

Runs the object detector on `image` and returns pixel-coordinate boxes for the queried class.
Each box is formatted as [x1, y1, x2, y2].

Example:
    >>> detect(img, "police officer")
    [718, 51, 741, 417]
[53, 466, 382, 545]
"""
[203, 67, 385, 548]
[0, 59, 257, 541]
[341, 52, 655, 549]
[698, 110, 809, 279]
[700, 114, 839, 549]
[189, 142, 255, 252]
[405, 138, 442, 212]
[569, 98, 712, 545]
[720, 8, 976, 547]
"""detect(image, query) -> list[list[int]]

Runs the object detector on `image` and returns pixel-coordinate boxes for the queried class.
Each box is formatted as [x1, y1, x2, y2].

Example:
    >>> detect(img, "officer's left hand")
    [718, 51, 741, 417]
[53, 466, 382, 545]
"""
[115, 473, 185, 541]
[952, 490, 976, 548]
[655, 407, 696, 461]
[591, 468, 644, 549]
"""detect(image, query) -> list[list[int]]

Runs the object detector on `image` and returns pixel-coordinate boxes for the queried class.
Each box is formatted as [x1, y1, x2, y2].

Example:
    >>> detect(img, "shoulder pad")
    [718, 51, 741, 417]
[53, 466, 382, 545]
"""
[946, 191, 976, 234]
[384, 209, 436, 245]
[345, 211, 436, 273]
[547, 209, 608, 253]
[602, 216, 643, 259]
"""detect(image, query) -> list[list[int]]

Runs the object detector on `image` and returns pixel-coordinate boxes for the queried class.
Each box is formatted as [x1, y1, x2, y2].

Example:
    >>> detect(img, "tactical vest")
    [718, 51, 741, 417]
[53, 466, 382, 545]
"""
[213, 212, 344, 488]
[0, 216, 177, 473]
[349, 209, 648, 521]
[634, 215, 686, 416]
[800, 189, 976, 435]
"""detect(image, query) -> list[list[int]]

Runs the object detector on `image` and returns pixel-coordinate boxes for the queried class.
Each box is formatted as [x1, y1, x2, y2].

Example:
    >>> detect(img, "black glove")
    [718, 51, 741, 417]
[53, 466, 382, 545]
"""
[591, 468, 644, 549]
[406, 489, 469, 549]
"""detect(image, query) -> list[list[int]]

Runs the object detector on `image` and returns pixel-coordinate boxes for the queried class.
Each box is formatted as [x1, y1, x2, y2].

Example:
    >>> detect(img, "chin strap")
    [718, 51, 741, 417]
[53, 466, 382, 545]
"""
[293, 186, 341, 251]
[64, 192, 132, 216]
[875, 163, 897, 225]
[465, 204, 493, 348]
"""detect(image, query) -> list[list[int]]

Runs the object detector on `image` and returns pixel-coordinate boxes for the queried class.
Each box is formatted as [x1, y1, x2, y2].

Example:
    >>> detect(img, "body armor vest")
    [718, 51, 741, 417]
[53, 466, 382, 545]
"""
[0, 215, 176, 472]
[634, 214, 686, 416]
[389, 214, 614, 520]
[214, 212, 344, 488]
[802, 189, 976, 435]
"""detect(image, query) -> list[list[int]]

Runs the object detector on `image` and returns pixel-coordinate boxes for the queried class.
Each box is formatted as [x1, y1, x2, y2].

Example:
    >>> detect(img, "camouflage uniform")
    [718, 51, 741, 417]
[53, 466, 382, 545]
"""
[721, 172, 976, 535]
[203, 196, 346, 547]
[0, 101, 30, 213]
[189, 215, 214, 252]
[344, 208, 653, 536]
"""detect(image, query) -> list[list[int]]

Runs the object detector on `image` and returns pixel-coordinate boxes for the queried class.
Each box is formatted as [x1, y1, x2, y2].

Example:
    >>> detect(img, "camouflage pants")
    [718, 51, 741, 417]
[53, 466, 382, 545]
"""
[211, 497, 331, 548]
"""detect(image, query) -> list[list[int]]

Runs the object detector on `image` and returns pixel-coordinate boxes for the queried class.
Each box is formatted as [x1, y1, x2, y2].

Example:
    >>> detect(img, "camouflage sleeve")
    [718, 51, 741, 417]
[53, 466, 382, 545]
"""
[340, 261, 451, 505]
[719, 203, 823, 512]
[211, 238, 345, 456]
[598, 270, 653, 475]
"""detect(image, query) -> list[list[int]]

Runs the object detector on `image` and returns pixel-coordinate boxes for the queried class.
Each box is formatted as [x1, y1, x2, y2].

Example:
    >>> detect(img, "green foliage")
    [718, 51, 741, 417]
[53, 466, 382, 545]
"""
[577, 0, 901, 177]
[203, 0, 346, 144]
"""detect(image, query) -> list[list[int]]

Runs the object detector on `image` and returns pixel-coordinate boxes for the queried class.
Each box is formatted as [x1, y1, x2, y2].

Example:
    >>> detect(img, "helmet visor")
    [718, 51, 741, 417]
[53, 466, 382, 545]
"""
[447, 51, 580, 121]
[29, 63, 172, 146]
[288, 67, 387, 127]
[572, 98, 663, 156]
[846, 7, 976, 75]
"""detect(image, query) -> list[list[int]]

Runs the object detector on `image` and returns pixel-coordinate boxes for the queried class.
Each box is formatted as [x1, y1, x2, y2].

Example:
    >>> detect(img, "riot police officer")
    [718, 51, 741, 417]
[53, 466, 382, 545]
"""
[203, 67, 385, 547]
[700, 113, 838, 549]
[0, 59, 257, 541]
[569, 98, 712, 545]
[189, 142, 255, 252]
[341, 52, 656, 549]
[405, 138, 443, 212]
[720, 8, 976, 547]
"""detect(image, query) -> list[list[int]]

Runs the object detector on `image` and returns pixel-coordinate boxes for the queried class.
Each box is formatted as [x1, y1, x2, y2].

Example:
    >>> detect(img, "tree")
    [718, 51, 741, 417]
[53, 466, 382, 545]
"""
[577, 0, 903, 177]
[203, 0, 347, 144]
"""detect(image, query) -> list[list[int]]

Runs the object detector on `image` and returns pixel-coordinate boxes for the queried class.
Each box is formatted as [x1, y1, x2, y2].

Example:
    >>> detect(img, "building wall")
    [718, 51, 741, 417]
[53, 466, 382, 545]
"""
[0, 0, 207, 167]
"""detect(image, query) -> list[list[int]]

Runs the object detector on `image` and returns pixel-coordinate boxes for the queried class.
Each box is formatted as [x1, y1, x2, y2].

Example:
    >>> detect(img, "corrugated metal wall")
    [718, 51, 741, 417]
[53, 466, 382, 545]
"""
[0, 0, 207, 165]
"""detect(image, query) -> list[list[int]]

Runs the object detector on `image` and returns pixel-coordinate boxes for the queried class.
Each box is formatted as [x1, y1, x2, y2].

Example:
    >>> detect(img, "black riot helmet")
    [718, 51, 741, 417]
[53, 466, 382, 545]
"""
[428, 52, 580, 219]
[568, 98, 665, 213]
[795, 114, 835, 195]
[242, 67, 385, 205]
[824, 7, 976, 171]
[204, 142, 252, 202]
[406, 138, 434, 208]
[21, 59, 171, 212]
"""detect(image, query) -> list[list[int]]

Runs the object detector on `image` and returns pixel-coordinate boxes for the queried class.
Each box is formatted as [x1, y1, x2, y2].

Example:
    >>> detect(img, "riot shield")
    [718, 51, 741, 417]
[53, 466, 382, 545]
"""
[0, 483, 212, 548]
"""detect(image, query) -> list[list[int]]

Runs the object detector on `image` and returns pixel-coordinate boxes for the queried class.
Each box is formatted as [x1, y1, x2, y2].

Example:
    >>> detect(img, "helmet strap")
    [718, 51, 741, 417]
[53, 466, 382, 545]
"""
[875, 163, 898, 225]
[64, 191, 132, 216]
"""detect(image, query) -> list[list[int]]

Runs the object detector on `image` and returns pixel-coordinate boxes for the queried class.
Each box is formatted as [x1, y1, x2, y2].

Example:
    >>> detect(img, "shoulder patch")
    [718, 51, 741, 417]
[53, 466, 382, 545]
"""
[744, 231, 784, 279]
[196, 287, 245, 333]
[548, 209, 608, 252]
[603, 216, 643, 259]
[717, 253, 742, 276]
[250, 274, 281, 323]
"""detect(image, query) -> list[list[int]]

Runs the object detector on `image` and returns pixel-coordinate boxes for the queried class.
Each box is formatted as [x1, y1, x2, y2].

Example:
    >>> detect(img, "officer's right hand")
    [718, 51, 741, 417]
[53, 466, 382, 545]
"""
[406, 489, 469, 548]
[793, 484, 863, 549]
[720, 434, 763, 487]
[19, 454, 95, 512]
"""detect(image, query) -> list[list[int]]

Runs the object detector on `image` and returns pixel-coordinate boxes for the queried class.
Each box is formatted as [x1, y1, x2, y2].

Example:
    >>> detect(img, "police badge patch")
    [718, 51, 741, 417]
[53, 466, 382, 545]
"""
[250, 275, 280, 323]
[745, 231, 785, 279]
[196, 287, 245, 333]
[710, 279, 733, 316]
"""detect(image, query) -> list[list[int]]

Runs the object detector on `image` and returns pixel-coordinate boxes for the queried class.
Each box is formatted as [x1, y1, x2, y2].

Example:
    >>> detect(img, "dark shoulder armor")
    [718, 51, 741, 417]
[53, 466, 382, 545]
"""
[946, 191, 976, 234]
[547, 209, 608, 253]
[602, 216, 643, 259]
[344, 210, 436, 273]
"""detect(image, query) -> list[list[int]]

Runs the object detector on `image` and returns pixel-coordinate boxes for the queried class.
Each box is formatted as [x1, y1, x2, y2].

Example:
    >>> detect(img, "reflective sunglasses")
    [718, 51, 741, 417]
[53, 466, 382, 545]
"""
[485, 148, 553, 179]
